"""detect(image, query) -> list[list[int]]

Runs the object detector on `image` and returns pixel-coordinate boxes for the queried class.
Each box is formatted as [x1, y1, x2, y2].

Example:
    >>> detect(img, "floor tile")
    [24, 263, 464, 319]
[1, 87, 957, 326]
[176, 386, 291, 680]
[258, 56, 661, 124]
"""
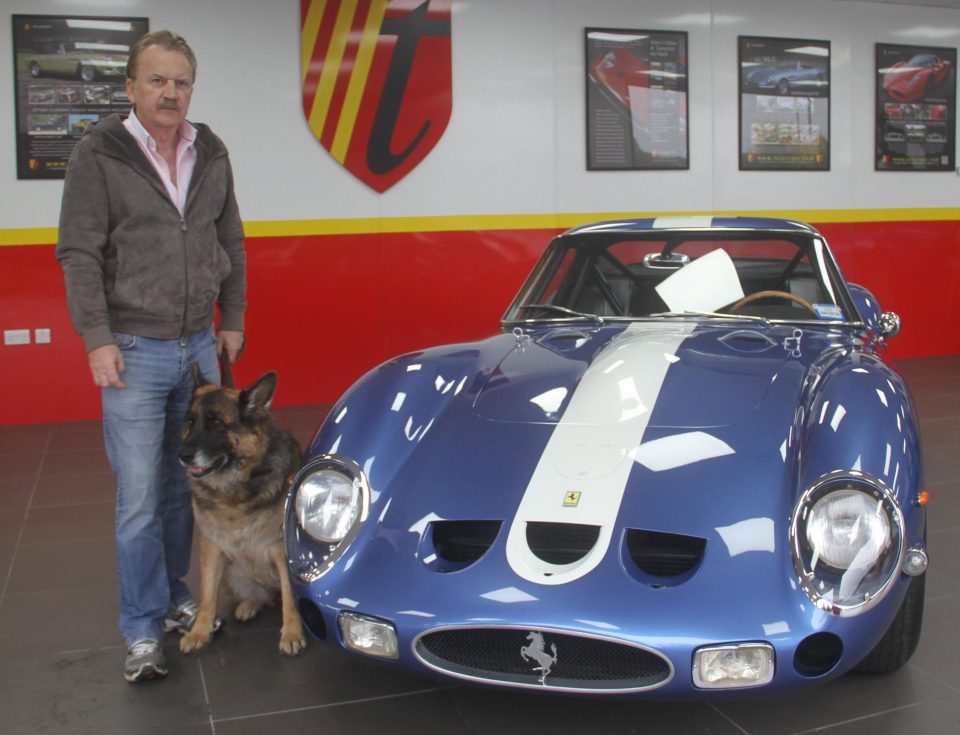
[197, 624, 440, 721]
[0, 643, 212, 735]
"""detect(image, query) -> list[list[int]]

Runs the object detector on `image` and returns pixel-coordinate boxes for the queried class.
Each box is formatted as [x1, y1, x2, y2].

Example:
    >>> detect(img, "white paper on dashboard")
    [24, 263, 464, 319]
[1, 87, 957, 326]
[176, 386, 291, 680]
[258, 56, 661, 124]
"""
[655, 248, 745, 313]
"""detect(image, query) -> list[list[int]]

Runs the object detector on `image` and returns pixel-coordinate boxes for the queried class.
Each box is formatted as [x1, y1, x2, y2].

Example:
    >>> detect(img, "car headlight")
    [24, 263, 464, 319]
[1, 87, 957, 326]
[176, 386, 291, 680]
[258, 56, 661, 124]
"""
[791, 471, 904, 617]
[296, 466, 362, 543]
[286, 455, 370, 582]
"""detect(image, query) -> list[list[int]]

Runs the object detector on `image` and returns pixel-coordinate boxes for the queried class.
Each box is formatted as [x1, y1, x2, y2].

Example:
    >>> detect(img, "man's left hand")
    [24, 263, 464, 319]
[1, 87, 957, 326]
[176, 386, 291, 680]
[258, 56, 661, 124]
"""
[217, 330, 244, 363]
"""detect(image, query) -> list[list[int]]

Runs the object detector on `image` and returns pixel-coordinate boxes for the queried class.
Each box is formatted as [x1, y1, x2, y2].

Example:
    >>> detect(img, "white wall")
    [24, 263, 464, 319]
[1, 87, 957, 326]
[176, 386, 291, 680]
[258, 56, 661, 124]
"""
[3, 0, 960, 228]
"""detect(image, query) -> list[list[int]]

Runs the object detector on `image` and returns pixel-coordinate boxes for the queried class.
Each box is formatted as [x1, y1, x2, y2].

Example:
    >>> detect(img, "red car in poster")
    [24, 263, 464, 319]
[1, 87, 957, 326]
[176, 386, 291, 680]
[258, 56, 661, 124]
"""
[589, 49, 652, 108]
[883, 53, 952, 102]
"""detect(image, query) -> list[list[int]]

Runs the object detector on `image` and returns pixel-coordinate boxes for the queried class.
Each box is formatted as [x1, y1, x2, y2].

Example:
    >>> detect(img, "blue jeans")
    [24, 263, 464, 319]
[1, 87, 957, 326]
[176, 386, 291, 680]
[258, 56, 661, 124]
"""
[101, 328, 219, 644]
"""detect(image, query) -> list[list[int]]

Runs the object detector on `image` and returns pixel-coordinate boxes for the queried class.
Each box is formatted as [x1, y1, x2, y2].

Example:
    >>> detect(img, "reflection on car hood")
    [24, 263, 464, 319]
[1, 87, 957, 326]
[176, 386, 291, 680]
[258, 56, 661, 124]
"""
[474, 322, 832, 429]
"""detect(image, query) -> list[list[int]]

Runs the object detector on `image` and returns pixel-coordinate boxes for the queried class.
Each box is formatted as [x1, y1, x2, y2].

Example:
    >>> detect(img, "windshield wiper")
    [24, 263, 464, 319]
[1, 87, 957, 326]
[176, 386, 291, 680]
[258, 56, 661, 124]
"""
[517, 303, 605, 324]
[649, 310, 772, 326]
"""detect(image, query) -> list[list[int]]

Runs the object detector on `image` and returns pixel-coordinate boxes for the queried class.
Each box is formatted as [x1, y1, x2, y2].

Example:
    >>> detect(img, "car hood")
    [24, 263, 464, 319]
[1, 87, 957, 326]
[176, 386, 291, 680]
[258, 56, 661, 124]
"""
[475, 321, 819, 429]
[310, 320, 854, 590]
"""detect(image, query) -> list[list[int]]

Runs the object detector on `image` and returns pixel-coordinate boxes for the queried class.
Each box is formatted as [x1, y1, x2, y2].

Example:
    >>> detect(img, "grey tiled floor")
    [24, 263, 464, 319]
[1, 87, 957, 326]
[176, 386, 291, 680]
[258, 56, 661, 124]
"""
[1, 358, 958, 734]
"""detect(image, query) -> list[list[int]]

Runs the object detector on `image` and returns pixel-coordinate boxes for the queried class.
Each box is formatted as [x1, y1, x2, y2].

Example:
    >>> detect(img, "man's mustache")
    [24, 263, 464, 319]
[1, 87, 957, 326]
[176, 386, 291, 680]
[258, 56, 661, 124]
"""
[158, 100, 180, 111]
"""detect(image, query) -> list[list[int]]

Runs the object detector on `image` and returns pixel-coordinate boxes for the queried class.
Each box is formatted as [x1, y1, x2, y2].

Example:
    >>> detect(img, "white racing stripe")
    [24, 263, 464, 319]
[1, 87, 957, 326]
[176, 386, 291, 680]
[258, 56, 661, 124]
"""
[505, 322, 695, 585]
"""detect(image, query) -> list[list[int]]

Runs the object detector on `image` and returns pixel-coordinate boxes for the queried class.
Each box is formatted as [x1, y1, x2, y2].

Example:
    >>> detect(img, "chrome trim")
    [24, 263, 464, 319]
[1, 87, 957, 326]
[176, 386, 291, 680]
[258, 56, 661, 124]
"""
[789, 470, 905, 617]
[411, 624, 675, 694]
[284, 454, 371, 583]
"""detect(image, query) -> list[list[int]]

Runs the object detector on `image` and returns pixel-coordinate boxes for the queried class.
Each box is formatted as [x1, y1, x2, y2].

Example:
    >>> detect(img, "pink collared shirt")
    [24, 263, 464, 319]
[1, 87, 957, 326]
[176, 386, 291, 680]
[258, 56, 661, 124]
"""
[123, 110, 197, 216]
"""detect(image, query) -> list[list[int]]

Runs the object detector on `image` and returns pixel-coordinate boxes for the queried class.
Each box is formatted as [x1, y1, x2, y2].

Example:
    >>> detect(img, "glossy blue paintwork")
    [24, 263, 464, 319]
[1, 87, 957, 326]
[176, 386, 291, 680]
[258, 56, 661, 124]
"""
[284, 219, 924, 697]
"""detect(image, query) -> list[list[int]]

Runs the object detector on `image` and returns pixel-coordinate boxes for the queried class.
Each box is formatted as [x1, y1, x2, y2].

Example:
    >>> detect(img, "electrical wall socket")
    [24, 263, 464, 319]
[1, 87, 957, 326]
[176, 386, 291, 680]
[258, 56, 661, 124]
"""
[4, 329, 31, 345]
[35, 328, 51, 344]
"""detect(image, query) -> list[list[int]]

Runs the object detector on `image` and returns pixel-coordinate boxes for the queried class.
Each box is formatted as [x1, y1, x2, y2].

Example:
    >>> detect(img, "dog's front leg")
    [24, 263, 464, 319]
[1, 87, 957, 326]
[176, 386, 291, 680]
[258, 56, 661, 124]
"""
[270, 544, 306, 656]
[180, 532, 225, 654]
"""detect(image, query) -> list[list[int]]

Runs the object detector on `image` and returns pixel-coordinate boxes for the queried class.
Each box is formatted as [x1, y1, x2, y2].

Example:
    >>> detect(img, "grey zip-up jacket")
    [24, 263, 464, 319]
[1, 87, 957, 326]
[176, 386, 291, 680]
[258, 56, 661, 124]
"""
[56, 113, 246, 353]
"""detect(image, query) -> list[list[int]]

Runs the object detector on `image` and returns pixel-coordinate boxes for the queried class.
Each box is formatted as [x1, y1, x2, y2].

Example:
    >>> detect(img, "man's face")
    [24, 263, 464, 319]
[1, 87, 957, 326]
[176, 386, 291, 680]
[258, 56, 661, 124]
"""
[125, 45, 193, 136]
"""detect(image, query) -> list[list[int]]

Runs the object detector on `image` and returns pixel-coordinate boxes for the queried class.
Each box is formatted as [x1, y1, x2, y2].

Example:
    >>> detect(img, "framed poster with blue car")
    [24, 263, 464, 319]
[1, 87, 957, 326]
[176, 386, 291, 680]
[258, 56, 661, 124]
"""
[585, 28, 688, 170]
[739, 36, 830, 170]
[876, 43, 956, 171]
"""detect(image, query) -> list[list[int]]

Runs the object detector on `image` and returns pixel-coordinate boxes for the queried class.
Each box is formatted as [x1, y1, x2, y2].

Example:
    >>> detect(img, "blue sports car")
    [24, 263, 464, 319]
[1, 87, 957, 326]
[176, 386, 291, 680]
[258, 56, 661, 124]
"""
[744, 60, 828, 96]
[284, 217, 927, 697]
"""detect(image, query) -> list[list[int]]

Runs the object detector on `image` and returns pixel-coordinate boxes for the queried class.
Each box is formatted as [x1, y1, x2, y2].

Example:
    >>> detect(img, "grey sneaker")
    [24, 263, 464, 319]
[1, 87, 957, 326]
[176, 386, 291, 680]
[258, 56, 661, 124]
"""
[124, 639, 167, 682]
[164, 599, 223, 635]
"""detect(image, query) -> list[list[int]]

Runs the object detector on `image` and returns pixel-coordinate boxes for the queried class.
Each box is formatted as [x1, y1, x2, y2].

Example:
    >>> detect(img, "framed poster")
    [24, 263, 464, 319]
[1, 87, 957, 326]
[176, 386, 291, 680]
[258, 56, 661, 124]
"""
[585, 28, 688, 170]
[876, 43, 956, 171]
[12, 15, 148, 179]
[739, 36, 830, 171]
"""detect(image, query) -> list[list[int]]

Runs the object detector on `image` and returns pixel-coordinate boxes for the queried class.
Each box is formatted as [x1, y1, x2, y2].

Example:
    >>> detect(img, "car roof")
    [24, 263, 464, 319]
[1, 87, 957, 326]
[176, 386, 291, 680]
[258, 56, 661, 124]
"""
[563, 216, 821, 237]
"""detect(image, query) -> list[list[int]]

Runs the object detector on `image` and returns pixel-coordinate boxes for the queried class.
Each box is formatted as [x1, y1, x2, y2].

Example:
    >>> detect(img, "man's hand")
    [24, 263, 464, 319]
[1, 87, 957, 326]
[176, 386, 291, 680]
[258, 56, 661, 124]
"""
[88, 344, 127, 388]
[217, 330, 244, 364]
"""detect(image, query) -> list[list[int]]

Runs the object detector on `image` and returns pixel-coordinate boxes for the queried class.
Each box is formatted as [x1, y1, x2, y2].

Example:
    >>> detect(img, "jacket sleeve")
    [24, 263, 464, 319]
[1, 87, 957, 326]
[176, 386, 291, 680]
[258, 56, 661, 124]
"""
[55, 136, 115, 353]
[215, 154, 247, 333]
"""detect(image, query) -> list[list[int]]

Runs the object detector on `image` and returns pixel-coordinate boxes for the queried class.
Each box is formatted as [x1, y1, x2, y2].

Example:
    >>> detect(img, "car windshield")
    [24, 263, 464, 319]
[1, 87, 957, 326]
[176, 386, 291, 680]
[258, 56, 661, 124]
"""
[503, 228, 855, 324]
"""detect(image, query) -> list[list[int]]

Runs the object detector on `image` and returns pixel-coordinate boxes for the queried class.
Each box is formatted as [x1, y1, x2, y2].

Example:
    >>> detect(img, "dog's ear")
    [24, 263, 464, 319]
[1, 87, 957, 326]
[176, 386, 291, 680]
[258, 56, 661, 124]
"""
[191, 361, 210, 389]
[240, 371, 278, 417]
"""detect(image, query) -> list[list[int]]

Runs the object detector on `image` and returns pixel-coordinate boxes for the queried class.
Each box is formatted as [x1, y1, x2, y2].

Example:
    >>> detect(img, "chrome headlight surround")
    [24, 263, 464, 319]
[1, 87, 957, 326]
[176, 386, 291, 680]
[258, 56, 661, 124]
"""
[285, 455, 370, 583]
[790, 471, 904, 617]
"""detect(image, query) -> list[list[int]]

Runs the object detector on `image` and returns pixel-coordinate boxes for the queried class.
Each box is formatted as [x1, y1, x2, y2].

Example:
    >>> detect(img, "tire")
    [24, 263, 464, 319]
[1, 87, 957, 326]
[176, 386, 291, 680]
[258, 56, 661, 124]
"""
[80, 65, 95, 82]
[29, 61, 40, 77]
[854, 573, 925, 673]
[777, 78, 790, 96]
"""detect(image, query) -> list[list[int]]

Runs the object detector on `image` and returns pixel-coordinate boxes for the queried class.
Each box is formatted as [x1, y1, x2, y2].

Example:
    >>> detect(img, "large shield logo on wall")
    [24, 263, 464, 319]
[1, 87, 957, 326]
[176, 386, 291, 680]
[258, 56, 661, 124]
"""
[301, 0, 452, 193]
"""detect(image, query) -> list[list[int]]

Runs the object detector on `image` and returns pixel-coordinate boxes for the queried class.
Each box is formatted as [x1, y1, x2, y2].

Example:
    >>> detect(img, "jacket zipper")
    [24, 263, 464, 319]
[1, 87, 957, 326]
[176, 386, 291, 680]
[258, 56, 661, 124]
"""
[180, 217, 189, 339]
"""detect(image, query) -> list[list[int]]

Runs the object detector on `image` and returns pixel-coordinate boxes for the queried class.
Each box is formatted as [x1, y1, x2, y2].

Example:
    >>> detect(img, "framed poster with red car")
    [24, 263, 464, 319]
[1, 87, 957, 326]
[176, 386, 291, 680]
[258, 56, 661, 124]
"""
[585, 28, 688, 170]
[739, 36, 830, 171]
[876, 43, 956, 171]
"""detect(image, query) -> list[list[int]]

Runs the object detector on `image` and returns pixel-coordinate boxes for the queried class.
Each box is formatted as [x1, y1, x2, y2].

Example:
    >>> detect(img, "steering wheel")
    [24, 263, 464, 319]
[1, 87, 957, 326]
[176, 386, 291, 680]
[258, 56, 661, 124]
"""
[728, 290, 815, 314]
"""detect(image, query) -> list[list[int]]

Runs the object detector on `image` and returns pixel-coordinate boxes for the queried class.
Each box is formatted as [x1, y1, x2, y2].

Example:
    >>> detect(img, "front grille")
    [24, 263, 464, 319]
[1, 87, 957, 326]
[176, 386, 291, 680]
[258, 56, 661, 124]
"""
[414, 627, 672, 692]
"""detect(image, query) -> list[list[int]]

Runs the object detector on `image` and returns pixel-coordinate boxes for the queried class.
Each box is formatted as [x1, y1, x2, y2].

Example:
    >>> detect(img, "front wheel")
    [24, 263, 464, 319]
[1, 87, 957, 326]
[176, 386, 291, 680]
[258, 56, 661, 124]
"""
[80, 65, 96, 82]
[854, 573, 925, 673]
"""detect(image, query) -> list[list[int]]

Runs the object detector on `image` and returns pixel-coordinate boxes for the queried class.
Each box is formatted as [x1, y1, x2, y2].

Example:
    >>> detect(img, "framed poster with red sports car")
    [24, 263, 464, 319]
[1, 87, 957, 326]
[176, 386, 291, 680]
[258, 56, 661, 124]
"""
[876, 43, 956, 171]
[585, 28, 688, 171]
[738, 36, 830, 171]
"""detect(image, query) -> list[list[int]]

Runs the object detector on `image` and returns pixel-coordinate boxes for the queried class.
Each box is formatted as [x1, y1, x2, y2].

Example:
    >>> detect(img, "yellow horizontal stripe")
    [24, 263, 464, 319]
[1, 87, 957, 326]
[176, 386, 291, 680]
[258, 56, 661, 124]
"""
[4, 208, 960, 247]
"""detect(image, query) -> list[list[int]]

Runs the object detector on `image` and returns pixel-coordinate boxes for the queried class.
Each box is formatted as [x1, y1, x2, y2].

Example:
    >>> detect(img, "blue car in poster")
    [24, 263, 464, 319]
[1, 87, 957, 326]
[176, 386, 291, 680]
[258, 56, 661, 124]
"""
[284, 217, 927, 697]
[744, 60, 828, 96]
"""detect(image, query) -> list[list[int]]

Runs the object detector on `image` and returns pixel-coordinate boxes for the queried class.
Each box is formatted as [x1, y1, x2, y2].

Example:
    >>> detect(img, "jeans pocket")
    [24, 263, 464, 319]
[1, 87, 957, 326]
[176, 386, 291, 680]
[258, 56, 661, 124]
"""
[112, 332, 137, 351]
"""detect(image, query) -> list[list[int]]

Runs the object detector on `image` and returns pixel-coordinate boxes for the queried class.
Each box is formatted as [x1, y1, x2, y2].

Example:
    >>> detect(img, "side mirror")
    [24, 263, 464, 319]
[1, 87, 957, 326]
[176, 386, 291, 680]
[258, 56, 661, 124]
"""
[847, 284, 900, 342]
[877, 311, 901, 340]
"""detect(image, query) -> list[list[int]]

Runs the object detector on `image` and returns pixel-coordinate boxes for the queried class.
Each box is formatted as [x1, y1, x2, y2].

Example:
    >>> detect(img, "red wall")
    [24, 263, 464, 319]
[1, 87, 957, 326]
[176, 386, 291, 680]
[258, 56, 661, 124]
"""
[1, 219, 957, 425]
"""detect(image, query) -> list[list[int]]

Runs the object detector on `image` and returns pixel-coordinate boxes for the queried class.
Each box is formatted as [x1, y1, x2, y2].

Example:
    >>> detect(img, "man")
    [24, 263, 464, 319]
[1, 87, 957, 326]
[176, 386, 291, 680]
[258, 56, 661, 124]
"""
[56, 30, 246, 682]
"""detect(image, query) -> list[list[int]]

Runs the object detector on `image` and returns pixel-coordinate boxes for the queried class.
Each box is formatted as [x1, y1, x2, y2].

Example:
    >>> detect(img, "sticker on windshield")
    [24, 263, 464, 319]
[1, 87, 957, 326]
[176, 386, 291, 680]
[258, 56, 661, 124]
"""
[813, 304, 843, 320]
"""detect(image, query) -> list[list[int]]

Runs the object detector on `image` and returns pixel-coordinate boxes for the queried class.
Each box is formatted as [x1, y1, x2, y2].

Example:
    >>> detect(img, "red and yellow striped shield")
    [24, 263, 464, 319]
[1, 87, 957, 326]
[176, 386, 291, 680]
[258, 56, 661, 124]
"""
[301, 0, 452, 193]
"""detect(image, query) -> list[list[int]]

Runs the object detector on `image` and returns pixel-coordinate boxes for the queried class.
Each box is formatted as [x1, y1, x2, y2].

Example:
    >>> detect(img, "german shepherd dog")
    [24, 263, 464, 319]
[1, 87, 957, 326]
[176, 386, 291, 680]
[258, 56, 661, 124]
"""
[177, 364, 306, 656]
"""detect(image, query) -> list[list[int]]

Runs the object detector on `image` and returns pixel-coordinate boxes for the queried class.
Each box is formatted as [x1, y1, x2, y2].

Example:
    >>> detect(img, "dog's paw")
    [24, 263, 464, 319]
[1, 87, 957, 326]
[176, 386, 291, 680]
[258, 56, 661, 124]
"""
[234, 601, 262, 622]
[179, 629, 212, 654]
[279, 626, 307, 657]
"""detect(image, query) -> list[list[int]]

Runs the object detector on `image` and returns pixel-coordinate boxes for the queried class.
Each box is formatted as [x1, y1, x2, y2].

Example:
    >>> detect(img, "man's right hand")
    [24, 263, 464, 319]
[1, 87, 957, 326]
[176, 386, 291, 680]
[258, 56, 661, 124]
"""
[88, 344, 127, 388]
